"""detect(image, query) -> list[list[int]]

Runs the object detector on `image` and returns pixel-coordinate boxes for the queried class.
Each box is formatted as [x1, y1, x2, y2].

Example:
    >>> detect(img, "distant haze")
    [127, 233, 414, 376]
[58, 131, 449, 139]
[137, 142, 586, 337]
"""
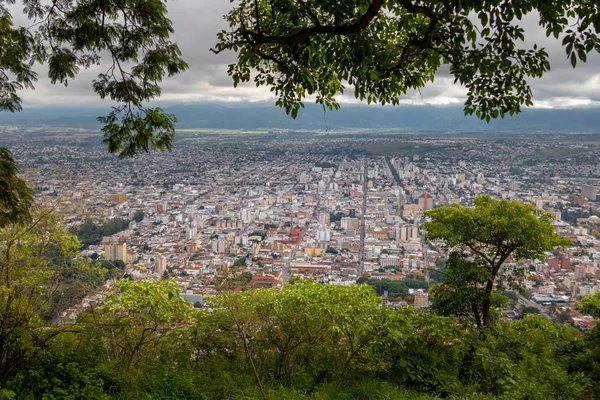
[1, 103, 600, 133]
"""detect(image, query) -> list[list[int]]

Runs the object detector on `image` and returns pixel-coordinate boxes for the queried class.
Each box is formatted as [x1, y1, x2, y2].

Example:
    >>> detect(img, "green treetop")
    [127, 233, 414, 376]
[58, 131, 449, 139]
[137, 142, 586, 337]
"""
[578, 291, 600, 318]
[213, 0, 600, 120]
[1, 0, 187, 157]
[422, 195, 571, 327]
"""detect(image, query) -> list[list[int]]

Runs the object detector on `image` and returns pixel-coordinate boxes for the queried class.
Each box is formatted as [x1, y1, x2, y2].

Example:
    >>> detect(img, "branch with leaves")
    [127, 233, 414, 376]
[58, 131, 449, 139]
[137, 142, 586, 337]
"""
[1, 0, 188, 157]
[213, 0, 600, 121]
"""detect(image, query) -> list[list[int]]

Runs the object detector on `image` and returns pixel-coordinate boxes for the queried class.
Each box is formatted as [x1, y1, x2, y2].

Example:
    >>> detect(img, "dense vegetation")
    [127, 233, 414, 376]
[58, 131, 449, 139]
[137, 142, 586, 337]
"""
[2, 1, 600, 397]
[2, 276, 599, 399]
[75, 218, 131, 248]
[357, 277, 430, 299]
[0, 203, 598, 399]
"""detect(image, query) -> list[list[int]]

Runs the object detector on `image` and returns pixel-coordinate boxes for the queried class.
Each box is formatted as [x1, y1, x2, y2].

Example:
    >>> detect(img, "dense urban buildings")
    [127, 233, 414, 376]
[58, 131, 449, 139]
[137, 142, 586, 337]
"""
[2, 126, 599, 328]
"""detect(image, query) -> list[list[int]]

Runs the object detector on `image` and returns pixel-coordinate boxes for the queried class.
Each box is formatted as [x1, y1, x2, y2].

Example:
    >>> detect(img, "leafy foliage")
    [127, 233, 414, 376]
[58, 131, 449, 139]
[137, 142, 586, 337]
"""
[430, 252, 507, 328]
[329, 212, 346, 222]
[1, 0, 187, 157]
[423, 195, 571, 326]
[0, 206, 100, 385]
[577, 291, 600, 318]
[0, 148, 32, 227]
[80, 279, 195, 373]
[0, 271, 593, 399]
[131, 210, 144, 222]
[203, 281, 382, 389]
[212, 0, 600, 120]
[570, 294, 600, 399]
[358, 277, 429, 299]
[75, 218, 130, 248]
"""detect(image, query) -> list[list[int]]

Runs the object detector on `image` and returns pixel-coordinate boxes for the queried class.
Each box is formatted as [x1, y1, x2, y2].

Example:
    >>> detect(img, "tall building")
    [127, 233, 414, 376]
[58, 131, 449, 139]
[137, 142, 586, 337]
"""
[547, 256, 560, 272]
[241, 208, 253, 223]
[154, 256, 167, 274]
[186, 227, 197, 240]
[582, 185, 597, 201]
[413, 289, 429, 308]
[104, 242, 127, 262]
[211, 239, 228, 254]
[397, 224, 419, 242]
[380, 255, 399, 267]
[113, 193, 127, 203]
[340, 217, 360, 230]
[318, 212, 330, 225]
[575, 265, 586, 280]
[316, 229, 331, 242]
[551, 210, 561, 221]
[418, 193, 434, 210]
[156, 202, 168, 213]
[299, 173, 310, 184]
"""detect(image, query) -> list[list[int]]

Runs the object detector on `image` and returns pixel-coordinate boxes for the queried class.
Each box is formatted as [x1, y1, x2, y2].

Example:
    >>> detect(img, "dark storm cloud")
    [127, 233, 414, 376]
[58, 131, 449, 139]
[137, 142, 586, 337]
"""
[9, 2, 600, 108]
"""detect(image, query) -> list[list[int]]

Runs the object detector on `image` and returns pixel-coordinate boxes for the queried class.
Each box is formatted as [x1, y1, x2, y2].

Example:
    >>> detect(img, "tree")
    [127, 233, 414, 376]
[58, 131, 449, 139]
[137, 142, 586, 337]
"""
[0, 148, 32, 227]
[1, 0, 187, 157]
[577, 291, 600, 318]
[132, 210, 145, 223]
[204, 281, 383, 393]
[423, 195, 571, 327]
[573, 291, 600, 399]
[329, 212, 345, 222]
[430, 252, 508, 328]
[81, 279, 194, 373]
[0, 206, 98, 385]
[213, 1, 600, 121]
[75, 218, 130, 248]
[325, 245, 338, 254]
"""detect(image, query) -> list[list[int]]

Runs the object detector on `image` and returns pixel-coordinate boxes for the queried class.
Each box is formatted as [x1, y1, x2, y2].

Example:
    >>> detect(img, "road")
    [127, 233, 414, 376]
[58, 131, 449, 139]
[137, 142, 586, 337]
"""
[358, 159, 368, 276]
[516, 292, 552, 320]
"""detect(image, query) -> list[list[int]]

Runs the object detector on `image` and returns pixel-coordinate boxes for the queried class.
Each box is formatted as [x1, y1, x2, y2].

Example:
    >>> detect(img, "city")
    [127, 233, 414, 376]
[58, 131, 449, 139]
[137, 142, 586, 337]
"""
[2, 127, 598, 330]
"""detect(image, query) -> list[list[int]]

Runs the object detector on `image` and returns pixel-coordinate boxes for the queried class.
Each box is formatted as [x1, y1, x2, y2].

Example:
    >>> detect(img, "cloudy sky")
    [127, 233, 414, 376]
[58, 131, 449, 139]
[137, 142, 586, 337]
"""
[11, 0, 600, 109]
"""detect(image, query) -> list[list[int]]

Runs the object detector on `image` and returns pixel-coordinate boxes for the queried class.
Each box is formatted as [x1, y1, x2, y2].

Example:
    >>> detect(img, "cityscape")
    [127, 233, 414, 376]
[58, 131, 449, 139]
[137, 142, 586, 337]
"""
[2, 126, 598, 330]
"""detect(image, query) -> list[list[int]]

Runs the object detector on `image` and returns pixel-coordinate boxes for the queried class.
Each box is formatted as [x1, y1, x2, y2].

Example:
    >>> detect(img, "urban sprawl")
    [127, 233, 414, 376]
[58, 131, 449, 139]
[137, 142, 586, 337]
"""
[3, 128, 599, 330]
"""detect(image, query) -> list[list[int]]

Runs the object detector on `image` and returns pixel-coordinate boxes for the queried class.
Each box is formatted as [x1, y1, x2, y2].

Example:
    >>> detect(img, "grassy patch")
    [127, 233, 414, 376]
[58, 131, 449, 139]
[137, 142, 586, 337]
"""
[359, 141, 448, 156]
[531, 146, 584, 160]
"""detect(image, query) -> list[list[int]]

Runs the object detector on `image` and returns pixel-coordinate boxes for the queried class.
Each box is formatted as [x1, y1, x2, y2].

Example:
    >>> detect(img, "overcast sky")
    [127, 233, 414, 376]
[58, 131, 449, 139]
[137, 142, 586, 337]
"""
[11, 1, 600, 109]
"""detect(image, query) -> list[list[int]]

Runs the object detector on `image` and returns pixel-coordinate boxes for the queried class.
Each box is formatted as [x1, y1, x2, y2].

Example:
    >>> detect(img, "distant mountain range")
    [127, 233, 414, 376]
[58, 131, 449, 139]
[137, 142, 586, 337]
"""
[1, 102, 600, 132]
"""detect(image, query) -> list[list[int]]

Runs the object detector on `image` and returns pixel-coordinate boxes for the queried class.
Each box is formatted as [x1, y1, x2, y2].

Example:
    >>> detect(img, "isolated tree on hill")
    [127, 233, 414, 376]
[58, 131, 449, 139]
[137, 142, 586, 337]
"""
[212, 0, 600, 120]
[422, 195, 571, 327]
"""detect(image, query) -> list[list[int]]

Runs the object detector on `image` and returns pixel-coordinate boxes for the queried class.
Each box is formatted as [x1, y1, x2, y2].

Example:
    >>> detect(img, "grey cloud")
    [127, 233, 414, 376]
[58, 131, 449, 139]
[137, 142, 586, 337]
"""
[7, 2, 600, 109]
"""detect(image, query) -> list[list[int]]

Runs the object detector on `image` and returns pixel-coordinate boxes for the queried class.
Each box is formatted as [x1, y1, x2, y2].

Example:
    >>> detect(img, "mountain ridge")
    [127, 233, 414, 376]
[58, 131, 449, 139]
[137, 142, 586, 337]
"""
[1, 103, 599, 132]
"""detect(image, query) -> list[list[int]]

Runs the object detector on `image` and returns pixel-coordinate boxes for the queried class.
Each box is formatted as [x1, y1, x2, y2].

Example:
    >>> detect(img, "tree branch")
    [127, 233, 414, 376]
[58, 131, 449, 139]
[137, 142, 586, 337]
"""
[237, 0, 384, 47]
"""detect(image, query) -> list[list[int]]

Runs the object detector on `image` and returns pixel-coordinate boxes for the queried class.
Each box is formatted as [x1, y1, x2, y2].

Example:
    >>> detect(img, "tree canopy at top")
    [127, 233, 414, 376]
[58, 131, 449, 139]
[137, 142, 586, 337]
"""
[212, 0, 600, 119]
[1, 0, 187, 157]
[2, 1, 600, 157]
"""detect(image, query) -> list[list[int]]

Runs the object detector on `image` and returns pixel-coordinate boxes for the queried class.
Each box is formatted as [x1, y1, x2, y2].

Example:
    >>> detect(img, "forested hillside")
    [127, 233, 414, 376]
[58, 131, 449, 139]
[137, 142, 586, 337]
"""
[0, 207, 599, 399]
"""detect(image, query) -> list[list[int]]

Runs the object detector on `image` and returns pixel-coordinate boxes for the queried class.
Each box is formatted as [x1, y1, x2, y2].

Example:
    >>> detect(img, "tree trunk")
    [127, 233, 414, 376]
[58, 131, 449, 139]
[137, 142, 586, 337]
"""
[481, 278, 495, 326]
